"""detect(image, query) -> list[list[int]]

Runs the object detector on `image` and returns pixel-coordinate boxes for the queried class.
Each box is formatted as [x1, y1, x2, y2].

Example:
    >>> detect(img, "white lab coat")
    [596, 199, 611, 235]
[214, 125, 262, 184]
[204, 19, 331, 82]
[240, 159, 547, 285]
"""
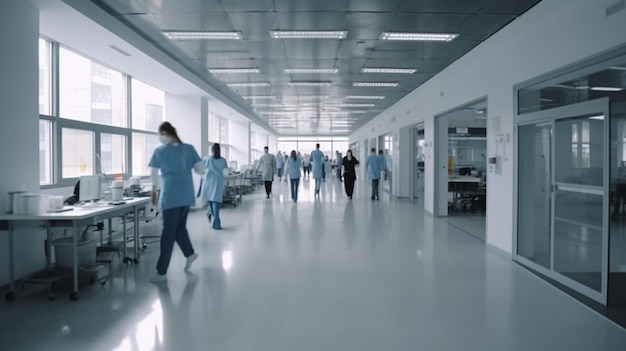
[257, 153, 276, 181]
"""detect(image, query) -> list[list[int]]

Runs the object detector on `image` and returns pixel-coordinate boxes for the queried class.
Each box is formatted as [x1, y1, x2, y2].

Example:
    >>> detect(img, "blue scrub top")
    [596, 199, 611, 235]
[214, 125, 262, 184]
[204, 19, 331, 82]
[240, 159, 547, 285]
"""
[200, 156, 229, 203]
[367, 154, 383, 180]
[286, 157, 302, 179]
[311, 149, 324, 179]
[276, 155, 285, 169]
[149, 143, 201, 211]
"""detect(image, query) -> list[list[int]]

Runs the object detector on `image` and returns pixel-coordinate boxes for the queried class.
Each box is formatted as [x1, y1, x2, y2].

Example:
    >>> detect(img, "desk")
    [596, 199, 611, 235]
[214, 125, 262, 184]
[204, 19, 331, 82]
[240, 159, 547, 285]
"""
[0, 197, 150, 301]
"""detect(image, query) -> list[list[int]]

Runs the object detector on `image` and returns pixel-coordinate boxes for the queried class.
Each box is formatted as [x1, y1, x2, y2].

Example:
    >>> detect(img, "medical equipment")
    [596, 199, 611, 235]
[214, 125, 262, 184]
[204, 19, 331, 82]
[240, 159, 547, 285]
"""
[79, 175, 102, 202]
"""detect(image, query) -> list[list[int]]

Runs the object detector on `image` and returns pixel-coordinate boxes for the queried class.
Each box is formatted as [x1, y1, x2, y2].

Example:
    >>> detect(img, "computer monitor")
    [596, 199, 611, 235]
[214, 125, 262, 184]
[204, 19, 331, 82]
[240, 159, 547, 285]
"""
[79, 175, 102, 202]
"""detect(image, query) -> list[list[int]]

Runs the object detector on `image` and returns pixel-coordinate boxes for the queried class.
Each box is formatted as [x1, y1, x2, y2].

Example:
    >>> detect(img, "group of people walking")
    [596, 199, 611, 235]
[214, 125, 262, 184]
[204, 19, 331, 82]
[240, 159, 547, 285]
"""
[147, 122, 392, 283]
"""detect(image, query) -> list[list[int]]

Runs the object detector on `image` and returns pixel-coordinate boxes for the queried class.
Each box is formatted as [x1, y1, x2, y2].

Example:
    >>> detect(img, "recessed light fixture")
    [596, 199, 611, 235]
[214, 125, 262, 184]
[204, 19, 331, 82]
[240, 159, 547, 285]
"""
[243, 96, 276, 100]
[209, 68, 260, 74]
[227, 82, 270, 87]
[361, 68, 417, 74]
[589, 115, 605, 120]
[162, 30, 242, 40]
[285, 68, 339, 74]
[337, 103, 376, 108]
[289, 81, 332, 87]
[353, 82, 398, 87]
[380, 32, 459, 42]
[271, 30, 348, 39]
[346, 96, 386, 100]
[590, 86, 624, 92]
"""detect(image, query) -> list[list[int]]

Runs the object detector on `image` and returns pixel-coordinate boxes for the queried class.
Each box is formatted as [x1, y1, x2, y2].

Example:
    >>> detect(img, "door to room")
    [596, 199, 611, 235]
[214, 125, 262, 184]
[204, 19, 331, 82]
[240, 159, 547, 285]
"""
[517, 99, 610, 304]
[413, 125, 425, 201]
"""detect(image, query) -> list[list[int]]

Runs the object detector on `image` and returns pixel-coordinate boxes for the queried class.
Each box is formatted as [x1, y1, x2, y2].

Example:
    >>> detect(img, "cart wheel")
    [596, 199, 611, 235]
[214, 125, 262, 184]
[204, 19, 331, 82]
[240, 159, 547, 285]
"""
[5, 291, 15, 301]
[69, 292, 78, 301]
[142, 243, 148, 249]
[123, 257, 132, 264]
[133, 258, 140, 264]
[48, 294, 56, 301]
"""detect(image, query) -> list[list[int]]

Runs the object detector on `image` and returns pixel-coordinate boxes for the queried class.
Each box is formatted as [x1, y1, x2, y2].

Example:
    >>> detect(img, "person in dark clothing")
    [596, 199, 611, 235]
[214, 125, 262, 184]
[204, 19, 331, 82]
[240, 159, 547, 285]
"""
[342, 149, 360, 199]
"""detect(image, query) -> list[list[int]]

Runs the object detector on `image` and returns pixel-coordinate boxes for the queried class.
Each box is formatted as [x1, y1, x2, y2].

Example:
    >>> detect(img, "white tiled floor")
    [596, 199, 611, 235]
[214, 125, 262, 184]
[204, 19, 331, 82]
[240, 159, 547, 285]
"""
[1, 178, 626, 351]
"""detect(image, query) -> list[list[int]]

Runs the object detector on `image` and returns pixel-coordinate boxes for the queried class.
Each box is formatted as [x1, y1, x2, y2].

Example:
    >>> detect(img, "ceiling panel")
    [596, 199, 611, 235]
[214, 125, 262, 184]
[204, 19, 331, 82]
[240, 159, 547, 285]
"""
[398, 0, 488, 14]
[273, 0, 351, 12]
[227, 12, 277, 40]
[220, 0, 273, 12]
[283, 41, 341, 59]
[276, 12, 346, 30]
[93, 0, 541, 135]
[345, 13, 394, 40]
[385, 13, 471, 32]
[348, 0, 404, 12]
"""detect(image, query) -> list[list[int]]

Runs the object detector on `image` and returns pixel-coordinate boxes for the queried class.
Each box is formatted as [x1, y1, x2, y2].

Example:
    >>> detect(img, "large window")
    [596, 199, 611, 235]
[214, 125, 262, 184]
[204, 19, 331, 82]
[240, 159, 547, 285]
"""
[59, 47, 127, 127]
[39, 120, 52, 184]
[62, 128, 94, 178]
[132, 133, 159, 176]
[208, 112, 232, 161]
[101, 134, 126, 175]
[39, 39, 51, 115]
[132, 79, 165, 131]
[39, 39, 164, 185]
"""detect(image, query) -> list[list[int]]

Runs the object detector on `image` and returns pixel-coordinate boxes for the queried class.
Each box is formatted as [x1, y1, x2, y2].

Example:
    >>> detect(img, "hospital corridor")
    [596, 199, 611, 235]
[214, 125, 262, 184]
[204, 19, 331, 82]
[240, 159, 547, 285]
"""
[1, 179, 625, 350]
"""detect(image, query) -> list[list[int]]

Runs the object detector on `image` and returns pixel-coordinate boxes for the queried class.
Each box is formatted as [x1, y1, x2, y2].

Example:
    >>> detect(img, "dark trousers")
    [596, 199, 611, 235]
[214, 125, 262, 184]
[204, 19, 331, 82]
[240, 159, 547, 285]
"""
[264, 181, 272, 195]
[157, 206, 195, 275]
[344, 176, 355, 197]
[304, 166, 310, 177]
[371, 179, 380, 199]
[277, 168, 283, 179]
[290, 178, 300, 201]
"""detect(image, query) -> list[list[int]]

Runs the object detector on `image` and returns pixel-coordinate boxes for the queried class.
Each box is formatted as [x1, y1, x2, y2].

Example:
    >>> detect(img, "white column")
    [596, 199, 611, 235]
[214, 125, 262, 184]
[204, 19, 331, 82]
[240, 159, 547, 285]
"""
[0, 1, 41, 285]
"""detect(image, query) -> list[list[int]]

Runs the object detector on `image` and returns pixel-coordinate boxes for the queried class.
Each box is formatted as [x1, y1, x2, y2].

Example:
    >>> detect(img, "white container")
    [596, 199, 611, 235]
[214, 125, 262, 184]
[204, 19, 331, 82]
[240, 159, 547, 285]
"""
[8, 191, 26, 214]
[111, 180, 124, 201]
[53, 239, 96, 268]
[49, 195, 64, 210]
[129, 177, 141, 186]
[21, 194, 40, 215]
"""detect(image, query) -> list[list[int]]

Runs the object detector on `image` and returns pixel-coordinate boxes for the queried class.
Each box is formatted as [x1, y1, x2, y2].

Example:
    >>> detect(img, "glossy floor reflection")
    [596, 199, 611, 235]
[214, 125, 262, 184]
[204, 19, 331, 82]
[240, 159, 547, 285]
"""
[1, 178, 626, 351]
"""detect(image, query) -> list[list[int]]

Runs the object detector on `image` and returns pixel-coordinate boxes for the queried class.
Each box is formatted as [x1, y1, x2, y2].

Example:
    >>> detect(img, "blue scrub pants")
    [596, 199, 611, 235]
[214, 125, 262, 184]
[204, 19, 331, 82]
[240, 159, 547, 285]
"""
[208, 201, 222, 229]
[277, 167, 284, 179]
[157, 206, 195, 275]
[290, 178, 300, 201]
[371, 179, 380, 200]
[315, 178, 322, 193]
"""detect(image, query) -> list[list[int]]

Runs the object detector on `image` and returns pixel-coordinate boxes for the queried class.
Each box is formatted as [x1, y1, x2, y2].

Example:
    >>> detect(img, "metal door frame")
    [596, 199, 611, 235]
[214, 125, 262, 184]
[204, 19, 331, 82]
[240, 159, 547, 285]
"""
[514, 98, 610, 305]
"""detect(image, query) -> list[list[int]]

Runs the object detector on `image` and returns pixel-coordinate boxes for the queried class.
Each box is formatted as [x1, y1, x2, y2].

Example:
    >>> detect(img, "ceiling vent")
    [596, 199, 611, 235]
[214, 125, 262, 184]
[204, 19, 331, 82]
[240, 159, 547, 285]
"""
[109, 45, 131, 57]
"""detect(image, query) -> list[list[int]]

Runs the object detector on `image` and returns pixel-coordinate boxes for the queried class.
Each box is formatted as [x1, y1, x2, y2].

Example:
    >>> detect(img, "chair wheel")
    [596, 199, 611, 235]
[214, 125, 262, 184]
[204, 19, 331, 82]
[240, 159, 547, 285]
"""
[69, 292, 78, 301]
[123, 257, 132, 264]
[5, 292, 15, 301]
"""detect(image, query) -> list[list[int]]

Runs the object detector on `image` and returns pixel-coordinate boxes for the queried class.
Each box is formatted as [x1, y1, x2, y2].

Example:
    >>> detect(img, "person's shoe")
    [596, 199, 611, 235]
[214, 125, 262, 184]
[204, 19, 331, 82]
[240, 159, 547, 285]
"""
[349, 196, 352, 200]
[371, 196, 375, 200]
[149, 274, 167, 283]
[266, 195, 270, 199]
[185, 253, 198, 271]
[206, 212, 212, 223]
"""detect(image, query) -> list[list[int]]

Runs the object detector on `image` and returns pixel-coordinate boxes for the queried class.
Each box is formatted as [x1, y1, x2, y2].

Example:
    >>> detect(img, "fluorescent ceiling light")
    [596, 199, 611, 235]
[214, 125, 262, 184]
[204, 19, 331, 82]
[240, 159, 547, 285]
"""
[243, 96, 276, 100]
[162, 31, 242, 40]
[346, 96, 386, 100]
[285, 68, 338, 74]
[228, 82, 270, 87]
[209, 68, 260, 74]
[353, 82, 398, 87]
[337, 103, 376, 108]
[289, 81, 332, 87]
[361, 68, 417, 74]
[271, 30, 348, 39]
[380, 32, 459, 42]
[590, 86, 624, 92]
[610, 66, 626, 71]
[588, 115, 605, 120]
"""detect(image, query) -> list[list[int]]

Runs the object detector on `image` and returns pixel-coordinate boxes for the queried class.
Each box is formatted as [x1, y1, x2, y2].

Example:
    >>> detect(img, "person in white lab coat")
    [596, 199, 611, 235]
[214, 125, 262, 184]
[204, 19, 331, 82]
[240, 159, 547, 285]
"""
[256, 146, 276, 199]
[200, 143, 229, 230]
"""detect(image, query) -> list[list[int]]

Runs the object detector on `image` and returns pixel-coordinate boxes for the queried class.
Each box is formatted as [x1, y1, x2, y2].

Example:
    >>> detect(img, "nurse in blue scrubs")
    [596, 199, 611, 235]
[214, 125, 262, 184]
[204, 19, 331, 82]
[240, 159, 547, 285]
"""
[200, 143, 229, 230]
[149, 122, 204, 283]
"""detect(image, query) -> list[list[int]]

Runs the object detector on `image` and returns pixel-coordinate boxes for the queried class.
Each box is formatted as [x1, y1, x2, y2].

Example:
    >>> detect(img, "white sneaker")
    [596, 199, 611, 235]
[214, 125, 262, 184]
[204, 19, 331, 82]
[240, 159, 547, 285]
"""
[149, 274, 167, 283]
[185, 253, 199, 271]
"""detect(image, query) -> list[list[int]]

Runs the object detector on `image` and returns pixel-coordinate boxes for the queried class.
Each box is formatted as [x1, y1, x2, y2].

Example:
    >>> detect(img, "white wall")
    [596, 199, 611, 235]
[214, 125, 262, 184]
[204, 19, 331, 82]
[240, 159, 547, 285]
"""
[230, 121, 250, 169]
[0, 1, 42, 286]
[349, 0, 626, 254]
[165, 94, 206, 207]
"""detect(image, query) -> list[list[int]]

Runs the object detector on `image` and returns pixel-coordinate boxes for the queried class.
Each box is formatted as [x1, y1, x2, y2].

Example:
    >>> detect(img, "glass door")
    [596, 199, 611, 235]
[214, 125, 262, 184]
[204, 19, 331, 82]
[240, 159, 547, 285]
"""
[517, 99, 609, 304]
